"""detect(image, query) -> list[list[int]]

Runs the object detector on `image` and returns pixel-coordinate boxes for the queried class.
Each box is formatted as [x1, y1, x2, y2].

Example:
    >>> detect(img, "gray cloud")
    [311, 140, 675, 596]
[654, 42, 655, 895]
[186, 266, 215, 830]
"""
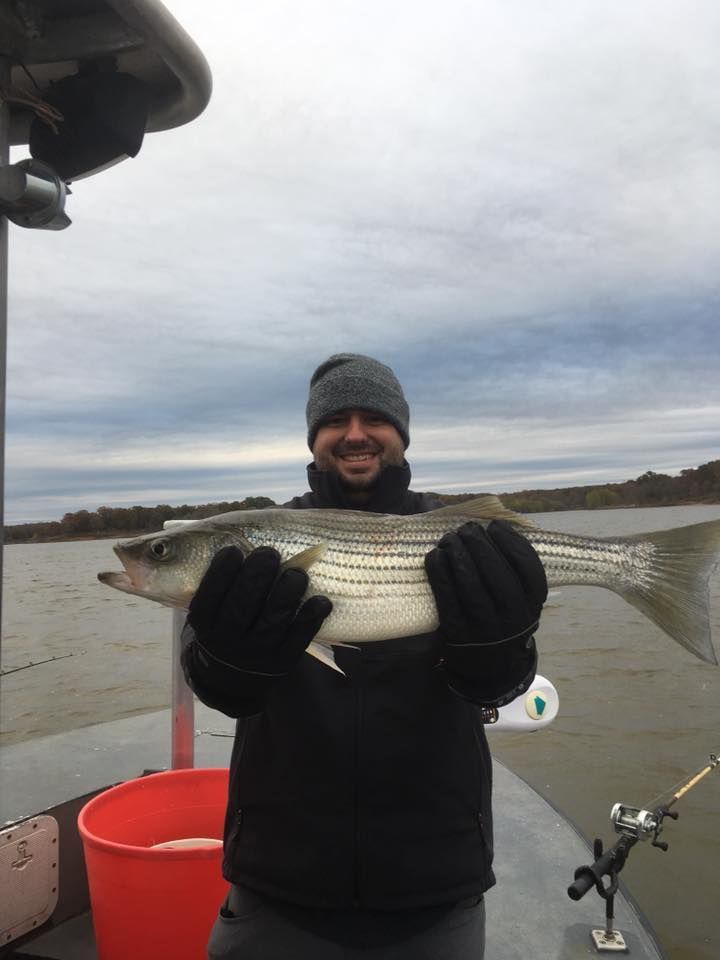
[5, 0, 720, 522]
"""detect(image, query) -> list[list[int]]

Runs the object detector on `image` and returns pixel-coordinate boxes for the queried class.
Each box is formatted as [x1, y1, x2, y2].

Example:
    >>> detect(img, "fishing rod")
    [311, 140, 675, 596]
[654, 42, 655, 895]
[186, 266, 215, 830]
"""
[0, 651, 74, 677]
[567, 751, 719, 953]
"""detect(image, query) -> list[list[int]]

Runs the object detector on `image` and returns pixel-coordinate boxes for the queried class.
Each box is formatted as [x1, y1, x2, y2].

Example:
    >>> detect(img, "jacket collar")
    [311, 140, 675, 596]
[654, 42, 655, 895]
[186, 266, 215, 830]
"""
[306, 461, 412, 512]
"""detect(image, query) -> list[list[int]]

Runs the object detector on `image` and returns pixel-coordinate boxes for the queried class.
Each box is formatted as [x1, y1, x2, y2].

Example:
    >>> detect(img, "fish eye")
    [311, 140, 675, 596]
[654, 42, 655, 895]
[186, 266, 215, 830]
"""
[149, 538, 172, 561]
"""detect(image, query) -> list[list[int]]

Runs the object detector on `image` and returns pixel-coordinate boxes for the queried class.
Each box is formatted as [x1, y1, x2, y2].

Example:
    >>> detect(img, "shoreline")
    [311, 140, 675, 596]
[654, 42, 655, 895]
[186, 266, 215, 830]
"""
[5, 498, 719, 545]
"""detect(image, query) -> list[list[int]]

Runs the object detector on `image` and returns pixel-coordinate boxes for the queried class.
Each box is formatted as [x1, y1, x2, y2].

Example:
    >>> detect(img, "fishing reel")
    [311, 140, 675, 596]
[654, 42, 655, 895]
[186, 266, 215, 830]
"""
[610, 802, 677, 851]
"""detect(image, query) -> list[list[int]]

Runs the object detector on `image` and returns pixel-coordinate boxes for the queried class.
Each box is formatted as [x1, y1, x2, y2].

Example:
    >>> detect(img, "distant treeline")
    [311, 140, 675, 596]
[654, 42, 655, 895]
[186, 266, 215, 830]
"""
[452, 459, 720, 514]
[4, 460, 719, 544]
[4, 497, 276, 544]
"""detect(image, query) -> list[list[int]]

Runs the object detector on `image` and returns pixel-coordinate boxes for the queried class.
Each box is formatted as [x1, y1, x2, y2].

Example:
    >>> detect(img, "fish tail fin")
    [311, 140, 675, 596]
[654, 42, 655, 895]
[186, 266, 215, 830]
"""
[620, 520, 720, 665]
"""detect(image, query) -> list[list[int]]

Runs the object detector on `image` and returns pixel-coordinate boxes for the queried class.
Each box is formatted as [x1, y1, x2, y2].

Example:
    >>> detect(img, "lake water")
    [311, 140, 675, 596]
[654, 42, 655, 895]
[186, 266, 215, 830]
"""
[1, 504, 719, 959]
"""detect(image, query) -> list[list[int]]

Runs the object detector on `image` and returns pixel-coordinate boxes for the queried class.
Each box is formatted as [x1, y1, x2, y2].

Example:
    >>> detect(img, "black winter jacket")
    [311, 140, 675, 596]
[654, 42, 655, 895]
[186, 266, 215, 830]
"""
[182, 463, 537, 909]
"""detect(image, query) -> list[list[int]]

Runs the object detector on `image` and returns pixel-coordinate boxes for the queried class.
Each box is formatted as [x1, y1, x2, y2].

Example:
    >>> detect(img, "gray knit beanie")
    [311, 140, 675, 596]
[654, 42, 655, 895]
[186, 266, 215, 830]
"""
[306, 353, 410, 449]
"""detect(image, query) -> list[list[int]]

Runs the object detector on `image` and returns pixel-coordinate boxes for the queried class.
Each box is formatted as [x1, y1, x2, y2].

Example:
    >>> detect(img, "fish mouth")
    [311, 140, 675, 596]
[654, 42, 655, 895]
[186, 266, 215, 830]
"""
[98, 567, 189, 610]
[97, 570, 136, 593]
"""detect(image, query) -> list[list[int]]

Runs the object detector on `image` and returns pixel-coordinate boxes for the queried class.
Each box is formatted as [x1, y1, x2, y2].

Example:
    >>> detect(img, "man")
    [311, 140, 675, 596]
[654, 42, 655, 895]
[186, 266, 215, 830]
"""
[182, 353, 547, 959]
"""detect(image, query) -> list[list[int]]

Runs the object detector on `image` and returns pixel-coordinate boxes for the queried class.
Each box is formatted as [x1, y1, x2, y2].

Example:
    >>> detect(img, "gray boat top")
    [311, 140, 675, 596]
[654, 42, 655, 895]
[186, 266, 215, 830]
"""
[2, 706, 666, 959]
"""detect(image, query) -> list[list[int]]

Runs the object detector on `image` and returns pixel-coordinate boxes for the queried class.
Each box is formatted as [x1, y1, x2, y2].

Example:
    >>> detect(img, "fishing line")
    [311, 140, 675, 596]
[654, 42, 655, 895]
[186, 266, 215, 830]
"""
[643, 752, 719, 811]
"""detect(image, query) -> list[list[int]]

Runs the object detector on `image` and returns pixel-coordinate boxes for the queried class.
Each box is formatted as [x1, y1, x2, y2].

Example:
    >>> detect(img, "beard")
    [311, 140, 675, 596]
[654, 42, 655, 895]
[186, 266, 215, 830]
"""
[338, 468, 380, 491]
[318, 441, 404, 496]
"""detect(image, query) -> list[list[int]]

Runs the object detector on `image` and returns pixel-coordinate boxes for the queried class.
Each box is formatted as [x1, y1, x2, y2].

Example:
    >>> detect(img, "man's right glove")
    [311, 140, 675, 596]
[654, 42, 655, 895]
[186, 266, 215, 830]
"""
[182, 545, 332, 715]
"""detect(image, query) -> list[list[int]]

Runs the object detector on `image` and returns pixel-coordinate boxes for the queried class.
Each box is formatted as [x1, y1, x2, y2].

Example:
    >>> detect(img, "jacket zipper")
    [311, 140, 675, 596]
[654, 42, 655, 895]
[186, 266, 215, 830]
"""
[352, 677, 363, 906]
[231, 720, 250, 835]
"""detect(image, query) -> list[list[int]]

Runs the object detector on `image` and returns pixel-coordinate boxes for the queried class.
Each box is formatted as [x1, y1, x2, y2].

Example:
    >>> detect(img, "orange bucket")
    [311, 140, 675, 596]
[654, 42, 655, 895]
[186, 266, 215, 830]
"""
[78, 768, 229, 960]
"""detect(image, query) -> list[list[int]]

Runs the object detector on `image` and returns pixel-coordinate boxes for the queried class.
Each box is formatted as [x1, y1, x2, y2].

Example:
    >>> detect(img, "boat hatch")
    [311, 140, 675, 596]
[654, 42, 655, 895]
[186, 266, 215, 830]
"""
[0, 815, 59, 944]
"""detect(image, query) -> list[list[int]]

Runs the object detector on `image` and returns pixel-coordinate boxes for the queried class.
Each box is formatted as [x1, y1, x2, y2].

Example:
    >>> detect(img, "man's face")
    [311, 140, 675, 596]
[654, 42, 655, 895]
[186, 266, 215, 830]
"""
[312, 408, 405, 494]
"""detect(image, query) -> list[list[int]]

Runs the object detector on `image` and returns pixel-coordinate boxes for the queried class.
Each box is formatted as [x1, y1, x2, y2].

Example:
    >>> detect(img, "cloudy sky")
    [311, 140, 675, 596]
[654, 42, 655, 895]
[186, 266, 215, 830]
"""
[6, 0, 719, 523]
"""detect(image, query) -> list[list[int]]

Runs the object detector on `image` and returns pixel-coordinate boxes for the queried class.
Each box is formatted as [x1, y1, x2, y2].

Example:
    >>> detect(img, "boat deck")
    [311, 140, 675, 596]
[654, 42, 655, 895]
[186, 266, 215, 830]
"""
[2, 707, 666, 959]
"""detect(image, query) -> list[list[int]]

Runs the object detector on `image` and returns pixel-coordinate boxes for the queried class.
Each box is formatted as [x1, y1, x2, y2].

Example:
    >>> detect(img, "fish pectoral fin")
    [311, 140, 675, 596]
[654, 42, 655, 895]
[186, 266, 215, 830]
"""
[306, 640, 345, 674]
[431, 494, 537, 530]
[281, 542, 327, 572]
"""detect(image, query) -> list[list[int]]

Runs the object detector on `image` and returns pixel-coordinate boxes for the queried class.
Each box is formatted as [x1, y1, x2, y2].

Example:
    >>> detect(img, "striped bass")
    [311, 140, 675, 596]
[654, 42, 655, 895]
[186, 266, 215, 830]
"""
[98, 495, 720, 669]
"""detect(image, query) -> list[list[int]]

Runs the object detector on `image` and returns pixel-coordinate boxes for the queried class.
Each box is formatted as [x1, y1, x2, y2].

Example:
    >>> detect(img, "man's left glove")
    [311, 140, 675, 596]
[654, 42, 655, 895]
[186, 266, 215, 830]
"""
[424, 519, 547, 706]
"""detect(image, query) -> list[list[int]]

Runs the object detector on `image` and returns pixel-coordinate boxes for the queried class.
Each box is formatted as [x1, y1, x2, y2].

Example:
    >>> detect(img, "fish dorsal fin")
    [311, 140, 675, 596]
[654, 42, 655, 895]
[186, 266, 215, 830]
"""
[431, 495, 537, 530]
[281, 543, 327, 572]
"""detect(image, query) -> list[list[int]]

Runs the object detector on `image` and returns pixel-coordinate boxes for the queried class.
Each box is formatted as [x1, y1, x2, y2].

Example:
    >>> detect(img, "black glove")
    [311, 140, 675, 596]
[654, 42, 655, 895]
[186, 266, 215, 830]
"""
[182, 546, 332, 714]
[424, 520, 547, 705]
